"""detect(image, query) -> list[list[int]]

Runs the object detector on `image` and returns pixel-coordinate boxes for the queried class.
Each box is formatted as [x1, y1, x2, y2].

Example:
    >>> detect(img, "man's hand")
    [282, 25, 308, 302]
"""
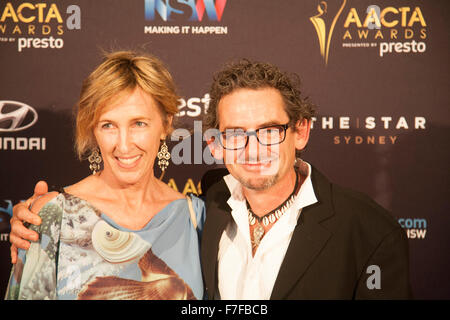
[10, 181, 48, 264]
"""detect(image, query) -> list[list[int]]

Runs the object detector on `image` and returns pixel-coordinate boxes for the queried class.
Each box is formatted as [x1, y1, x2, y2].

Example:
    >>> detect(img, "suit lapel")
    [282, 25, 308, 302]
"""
[270, 204, 332, 299]
[270, 167, 335, 299]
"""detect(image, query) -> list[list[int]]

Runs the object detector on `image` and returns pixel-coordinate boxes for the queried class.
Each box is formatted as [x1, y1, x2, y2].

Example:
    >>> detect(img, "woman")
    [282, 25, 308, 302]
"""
[5, 51, 205, 300]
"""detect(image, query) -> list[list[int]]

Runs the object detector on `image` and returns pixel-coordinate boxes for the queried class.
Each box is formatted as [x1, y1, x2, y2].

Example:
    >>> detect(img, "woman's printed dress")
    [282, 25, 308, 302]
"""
[5, 192, 205, 300]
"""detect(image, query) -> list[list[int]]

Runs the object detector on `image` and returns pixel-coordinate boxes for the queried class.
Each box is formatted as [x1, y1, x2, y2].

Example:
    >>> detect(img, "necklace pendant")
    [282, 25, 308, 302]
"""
[253, 224, 265, 247]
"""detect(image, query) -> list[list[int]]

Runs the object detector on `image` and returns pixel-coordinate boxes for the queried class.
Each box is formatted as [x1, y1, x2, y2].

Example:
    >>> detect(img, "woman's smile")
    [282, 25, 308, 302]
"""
[115, 154, 143, 168]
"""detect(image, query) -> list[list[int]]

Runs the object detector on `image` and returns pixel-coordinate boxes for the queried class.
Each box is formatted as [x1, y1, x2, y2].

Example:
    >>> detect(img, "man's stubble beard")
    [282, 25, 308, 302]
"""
[237, 171, 280, 191]
[226, 149, 282, 191]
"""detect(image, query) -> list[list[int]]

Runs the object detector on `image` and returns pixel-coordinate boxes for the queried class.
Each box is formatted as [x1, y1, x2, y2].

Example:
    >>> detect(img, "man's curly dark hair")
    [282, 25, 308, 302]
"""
[204, 59, 316, 132]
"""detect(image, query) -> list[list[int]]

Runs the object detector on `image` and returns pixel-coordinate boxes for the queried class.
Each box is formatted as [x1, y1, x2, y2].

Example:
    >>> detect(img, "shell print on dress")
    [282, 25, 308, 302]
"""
[91, 220, 151, 263]
[77, 248, 196, 300]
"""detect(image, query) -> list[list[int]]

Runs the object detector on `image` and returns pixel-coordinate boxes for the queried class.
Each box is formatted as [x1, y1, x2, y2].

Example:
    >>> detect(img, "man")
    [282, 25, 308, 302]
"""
[200, 59, 412, 299]
[10, 59, 412, 300]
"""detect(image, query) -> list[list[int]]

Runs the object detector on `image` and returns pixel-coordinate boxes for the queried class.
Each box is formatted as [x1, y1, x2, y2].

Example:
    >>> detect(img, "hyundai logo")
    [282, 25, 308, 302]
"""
[0, 100, 38, 132]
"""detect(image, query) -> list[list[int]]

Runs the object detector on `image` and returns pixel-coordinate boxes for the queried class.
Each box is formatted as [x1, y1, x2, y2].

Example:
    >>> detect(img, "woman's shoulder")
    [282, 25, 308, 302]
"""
[30, 191, 60, 214]
[63, 175, 95, 196]
[156, 179, 185, 200]
[186, 193, 205, 208]
[184, 193, 206, 231]
[31, 176, 96, 214]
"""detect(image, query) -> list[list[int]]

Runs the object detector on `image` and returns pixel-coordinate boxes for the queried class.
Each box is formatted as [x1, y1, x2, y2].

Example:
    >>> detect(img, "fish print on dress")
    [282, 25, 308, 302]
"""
[78, 248, 196, 300]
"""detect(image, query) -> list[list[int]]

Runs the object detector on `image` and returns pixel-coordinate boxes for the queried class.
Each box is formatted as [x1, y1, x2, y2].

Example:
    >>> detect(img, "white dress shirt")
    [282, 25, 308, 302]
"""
[217, 162, 318, 300]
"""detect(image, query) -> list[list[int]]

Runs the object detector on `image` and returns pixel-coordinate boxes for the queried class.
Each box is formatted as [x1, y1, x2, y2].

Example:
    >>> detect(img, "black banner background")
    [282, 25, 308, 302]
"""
[1, 0, 449, 299]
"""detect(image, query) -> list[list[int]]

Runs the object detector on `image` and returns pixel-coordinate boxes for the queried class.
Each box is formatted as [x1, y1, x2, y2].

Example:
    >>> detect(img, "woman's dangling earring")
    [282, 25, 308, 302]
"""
[88, 147, 102, 175]
[157, 140, 171, 180]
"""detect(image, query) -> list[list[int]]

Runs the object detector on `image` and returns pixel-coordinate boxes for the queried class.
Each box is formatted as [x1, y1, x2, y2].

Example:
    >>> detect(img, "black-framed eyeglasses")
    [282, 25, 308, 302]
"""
[218, 123, 290, 150]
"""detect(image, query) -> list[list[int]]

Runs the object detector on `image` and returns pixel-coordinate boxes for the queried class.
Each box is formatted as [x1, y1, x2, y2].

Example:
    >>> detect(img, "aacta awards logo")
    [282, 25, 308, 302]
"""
[310, 1, 427, 65]
[310, 0, 347, 65]
[144, 0, 228, 35]
[0, 2, 81, 52]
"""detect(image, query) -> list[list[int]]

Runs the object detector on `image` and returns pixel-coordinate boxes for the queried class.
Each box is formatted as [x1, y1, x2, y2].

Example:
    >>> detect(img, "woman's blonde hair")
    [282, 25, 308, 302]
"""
[75, 51, 179, 159]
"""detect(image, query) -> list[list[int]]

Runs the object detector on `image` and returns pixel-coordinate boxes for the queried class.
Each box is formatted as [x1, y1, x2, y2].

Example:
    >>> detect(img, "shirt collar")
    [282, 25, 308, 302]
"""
[223, 160, 318, 212]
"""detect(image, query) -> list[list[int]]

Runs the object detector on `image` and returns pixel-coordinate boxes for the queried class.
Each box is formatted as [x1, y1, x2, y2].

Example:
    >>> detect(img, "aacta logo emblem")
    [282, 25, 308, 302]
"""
[145, 0, 227, 21]
[310, 0, 347, 65]
[0, 101, 38, 132]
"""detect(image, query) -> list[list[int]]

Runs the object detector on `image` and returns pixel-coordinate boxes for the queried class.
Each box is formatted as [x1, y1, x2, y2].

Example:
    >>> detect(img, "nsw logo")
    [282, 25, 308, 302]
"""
[0, 100, 38, 132]
[145, 0, 227, 22]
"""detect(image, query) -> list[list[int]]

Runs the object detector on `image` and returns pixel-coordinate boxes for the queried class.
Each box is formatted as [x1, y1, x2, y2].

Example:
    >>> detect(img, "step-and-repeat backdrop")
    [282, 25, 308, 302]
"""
[0, 0, 449, 299]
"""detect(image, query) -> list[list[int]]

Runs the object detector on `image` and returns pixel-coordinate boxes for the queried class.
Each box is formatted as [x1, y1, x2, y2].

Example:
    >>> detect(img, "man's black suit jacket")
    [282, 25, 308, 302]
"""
[200, 167, 413, 299]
